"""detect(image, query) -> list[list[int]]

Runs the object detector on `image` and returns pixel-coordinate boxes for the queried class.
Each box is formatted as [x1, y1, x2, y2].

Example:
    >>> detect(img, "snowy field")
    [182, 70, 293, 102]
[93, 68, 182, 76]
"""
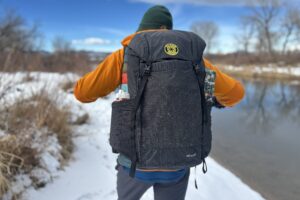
[1, 72, 265, 200]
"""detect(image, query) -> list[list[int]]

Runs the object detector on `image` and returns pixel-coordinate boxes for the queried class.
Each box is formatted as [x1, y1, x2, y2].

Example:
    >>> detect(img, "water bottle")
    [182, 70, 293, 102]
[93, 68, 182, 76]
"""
[115, 89, 130, 102]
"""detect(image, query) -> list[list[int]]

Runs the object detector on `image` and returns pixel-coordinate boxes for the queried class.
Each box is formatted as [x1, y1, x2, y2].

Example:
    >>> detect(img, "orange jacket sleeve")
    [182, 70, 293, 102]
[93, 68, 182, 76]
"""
[74, 49, 124, 103]
[204, 59, 245, 107]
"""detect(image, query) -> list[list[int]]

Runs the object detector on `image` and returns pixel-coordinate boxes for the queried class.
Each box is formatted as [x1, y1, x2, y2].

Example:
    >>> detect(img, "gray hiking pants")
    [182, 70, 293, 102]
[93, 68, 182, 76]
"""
[117, 166, 190, 200]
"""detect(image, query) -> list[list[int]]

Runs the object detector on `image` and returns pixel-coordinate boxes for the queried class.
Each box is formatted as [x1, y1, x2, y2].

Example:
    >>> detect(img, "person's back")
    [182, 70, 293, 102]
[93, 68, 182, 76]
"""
[74, 5, 245, 200]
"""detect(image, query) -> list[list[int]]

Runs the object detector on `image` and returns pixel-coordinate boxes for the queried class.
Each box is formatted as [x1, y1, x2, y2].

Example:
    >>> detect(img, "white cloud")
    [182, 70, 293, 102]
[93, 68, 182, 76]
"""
[98, 27, 130, 37]
[72, 37, 111, 46]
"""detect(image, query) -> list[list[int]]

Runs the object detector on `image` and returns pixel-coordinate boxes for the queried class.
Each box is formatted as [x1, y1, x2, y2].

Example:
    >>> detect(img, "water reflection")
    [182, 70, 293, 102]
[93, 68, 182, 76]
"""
[211, 78, 300, 200]
[238, 79, 300, 135]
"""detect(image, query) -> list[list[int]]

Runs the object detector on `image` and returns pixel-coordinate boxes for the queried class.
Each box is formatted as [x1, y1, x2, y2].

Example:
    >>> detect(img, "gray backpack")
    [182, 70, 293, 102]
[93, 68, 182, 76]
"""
[110, 30, 212, 177]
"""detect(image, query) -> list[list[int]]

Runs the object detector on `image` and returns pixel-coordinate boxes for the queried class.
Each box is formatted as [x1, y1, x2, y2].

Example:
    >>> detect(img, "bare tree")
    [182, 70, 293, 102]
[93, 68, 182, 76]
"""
[0, 10, 39, 71]
[190, 21, 219, 54]
[236, 17, 255, 53]
[52, 36, 72, 53]
[245, 0, 282, 55]
[50, 36, 92, 73]
[0, 10, 38, 52]
[281, 7, 300, 54]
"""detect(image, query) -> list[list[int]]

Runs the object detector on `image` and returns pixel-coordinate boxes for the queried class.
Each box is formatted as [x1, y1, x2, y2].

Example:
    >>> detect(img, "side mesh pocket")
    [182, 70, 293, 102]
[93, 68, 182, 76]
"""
[109, 99, 136, 161]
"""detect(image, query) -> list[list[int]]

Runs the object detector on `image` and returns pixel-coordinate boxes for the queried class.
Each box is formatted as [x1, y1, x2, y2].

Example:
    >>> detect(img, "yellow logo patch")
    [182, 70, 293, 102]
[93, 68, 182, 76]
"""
[164, 43, 179, 56]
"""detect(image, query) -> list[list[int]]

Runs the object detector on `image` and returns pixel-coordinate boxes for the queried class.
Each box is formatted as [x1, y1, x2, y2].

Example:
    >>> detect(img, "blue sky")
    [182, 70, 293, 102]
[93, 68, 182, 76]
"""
[0, 0, 296, 53]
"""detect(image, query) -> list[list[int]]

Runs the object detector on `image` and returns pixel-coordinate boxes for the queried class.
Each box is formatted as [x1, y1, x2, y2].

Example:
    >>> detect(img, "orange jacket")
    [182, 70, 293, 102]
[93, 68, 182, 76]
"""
[74, 31, 245, 107]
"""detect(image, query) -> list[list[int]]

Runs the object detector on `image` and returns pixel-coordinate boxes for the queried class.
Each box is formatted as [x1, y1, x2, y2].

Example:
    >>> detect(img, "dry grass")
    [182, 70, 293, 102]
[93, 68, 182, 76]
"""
[21, 73, 34, 83]
[0, 90, 73, 161]
[61, 79, 75, 93]
[0, 135, 38, 174]
[31, 93, 73, 161]
[0, 50, 93, 74]
[0, 158, 10, 197]
[0, 150, 24, 197]
[0, 88, 74, 197]
[72, 113, 89, 125]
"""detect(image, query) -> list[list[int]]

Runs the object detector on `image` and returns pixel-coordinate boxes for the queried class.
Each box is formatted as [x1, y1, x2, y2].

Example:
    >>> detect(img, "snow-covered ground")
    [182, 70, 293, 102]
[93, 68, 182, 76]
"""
[223, 65, 300, 77]
[1, 72, 265, 200]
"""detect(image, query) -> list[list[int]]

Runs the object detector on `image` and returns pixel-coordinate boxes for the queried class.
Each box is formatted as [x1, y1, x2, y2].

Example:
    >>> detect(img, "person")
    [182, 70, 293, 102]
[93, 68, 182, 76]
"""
[74, 5, 245, 200]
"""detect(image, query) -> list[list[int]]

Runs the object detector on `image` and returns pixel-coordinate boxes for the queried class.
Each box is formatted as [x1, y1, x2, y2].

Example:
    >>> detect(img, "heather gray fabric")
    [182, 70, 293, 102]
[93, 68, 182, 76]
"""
[110, 30, 211, 170]
[117, 166, 190, 200]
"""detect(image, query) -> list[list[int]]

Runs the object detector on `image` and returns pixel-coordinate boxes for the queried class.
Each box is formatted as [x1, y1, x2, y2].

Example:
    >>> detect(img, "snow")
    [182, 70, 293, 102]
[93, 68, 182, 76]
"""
[11, 175, 32, 194]
[0, 129, 5, 137]
[40, 151, 61, 174]
[1, 72, 265, 200]
[260, 66, 300, 76]
[0, 72, 78, 107]
[224, 65, 300, 77]
[38, 135, 62, 174]
[291, 67, 300, 76]
[226, 65, 244, 72]
[30, 168, 52, 186]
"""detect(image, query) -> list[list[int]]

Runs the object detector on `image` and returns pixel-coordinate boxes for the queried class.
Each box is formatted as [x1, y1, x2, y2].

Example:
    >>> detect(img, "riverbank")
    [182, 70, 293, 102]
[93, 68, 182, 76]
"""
[218, 64, 300, 80]
[210, 79, 300, 200]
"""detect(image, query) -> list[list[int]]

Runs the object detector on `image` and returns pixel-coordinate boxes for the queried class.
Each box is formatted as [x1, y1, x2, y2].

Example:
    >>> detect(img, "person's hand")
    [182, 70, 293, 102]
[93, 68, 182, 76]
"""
[212, 97, 225, 109]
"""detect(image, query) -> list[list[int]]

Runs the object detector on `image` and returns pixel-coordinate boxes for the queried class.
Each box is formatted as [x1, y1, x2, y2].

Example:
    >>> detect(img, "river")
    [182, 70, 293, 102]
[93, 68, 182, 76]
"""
[211, 79, 300, 200]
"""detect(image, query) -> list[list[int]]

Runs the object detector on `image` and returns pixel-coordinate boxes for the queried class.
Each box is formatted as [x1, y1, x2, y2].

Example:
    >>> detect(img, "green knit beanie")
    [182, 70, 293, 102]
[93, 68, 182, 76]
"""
[137, 5, 173, 32]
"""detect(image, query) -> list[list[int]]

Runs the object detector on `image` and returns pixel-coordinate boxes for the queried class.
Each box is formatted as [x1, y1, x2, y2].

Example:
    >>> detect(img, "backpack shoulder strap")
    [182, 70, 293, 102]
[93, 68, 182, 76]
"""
[128, 34, 152, 177]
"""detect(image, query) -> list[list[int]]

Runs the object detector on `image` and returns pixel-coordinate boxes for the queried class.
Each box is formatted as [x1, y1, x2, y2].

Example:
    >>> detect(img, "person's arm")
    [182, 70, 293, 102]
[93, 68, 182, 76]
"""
[74, 48, 124, 103]
[204, 59, 245, 107]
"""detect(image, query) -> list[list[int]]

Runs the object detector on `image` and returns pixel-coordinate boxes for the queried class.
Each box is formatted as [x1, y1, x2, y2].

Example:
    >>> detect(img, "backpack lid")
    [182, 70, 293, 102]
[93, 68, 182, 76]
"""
[128, 30, 206, 64]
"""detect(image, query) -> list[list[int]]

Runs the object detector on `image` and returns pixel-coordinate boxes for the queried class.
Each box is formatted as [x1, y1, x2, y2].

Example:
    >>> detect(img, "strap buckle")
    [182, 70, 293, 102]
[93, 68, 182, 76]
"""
[143, 63, 151, 76]
[193, 64, 202, 75]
